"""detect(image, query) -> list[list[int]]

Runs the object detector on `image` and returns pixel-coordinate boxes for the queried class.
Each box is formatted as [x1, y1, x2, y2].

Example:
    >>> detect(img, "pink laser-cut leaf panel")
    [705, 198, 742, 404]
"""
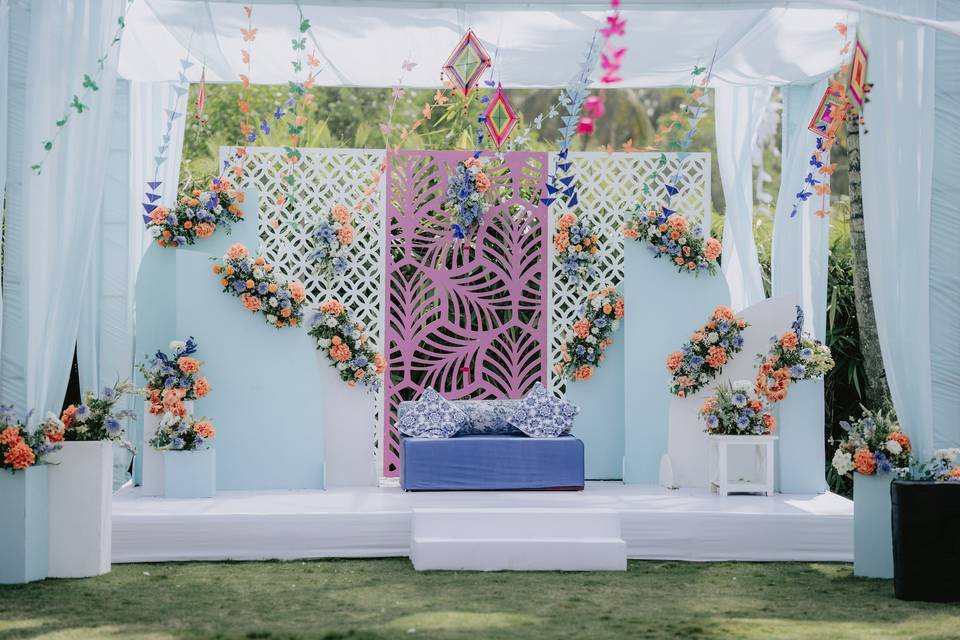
[383, 150, 550, 476]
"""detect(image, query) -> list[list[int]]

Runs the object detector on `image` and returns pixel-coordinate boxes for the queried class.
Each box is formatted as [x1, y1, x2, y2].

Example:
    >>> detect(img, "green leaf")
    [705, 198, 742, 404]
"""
[299, 18, 311, 33]
[70, 95, 88, 114]
[82, 73, 99, 91]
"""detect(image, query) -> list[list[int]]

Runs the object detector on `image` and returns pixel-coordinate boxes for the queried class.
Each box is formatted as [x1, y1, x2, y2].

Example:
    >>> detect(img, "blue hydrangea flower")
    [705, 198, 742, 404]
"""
[706, 414, 718, 428]
[800, 347, 814, 359]
[733, 335, 744, 348]
[74, 404, 91, 421]
[194, 435, 204, 448]
[736, 415, 750, 429]
[875, 451, 892, 474]
[172, 437, 185, 450]
[594, 316, 607, 328]
[232, 280, 247, 293]
[333, 256, 348, 273]
[790, 364, 807, 378]
[690, 355, 704, 368]
[257, 282, 269, 295]
[105, 416, 122, 434]
[732, 393, 747, 408]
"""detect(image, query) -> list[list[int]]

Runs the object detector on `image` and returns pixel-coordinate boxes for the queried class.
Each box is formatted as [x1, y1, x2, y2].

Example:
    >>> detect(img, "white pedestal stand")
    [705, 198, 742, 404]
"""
[318, 359, 377, 487]
[708, 435, 777, 496]
[47, 441, 113, 577]
[141, 400, 193, 496]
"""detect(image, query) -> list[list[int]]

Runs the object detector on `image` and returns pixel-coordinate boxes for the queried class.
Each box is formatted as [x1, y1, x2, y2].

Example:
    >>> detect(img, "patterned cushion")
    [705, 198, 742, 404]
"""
[451, 399, 522, 435]
[396, 388, 467, 438]
[509, 382, 579, 438]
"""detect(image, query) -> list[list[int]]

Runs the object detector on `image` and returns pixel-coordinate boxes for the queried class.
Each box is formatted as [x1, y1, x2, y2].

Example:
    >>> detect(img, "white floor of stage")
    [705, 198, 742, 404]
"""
[112, 482, 853, 564]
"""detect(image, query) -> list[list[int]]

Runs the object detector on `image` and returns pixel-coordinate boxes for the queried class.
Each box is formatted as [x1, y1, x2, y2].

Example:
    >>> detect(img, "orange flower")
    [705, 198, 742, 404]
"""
[288, 280, 306, 303]
[705, 345, 727, 368]
[889, 431, 911, 451]
[226, 243, 249, 261]
[780, 332, 799, 350]
[574, 365, 593, 381]
[45, 424, 65, 443]
[666, 351, 684, 372]
[212, 263, 222, 274]
[61, 405, 77, 428]
[554, 231, 570, 252]
[337, 224, 355, 245]
[4, 442, 35, 470]
[374, 353, 386, 375]
[854, 448, 876, 475]
[474, 172, 491, 193]
[602, 303, 612, 315]
[194, 377, 211, 397]
[614, 298, 624, 319]
[704, 237, 722, 262]
[245, 279, 255, 289]
[319, 299, 344, 315]
[331, 204, 350, 224]
[667, 214, 689, 233]
[194, 420, 216, 439]
[241, 293, 261, 312]
[178, 357, 201, 375]
[674, 257, 684, 265]
[183, 220, 193, 230]
[713, 306, 735, 321]
[691, 331, 705, 343]
[354, 368, 366, 379]
[330, 343, 352, 362]
[0, 426, 22, 447]
[573, 319, 591, 339]
[196, 222, 215, 238]
[280, 308, 292, 318]
[149, 207, 168, 225]
[762, 413, 777, 433]
[268, 283, 278, 294]
[701, 397, 717, 414]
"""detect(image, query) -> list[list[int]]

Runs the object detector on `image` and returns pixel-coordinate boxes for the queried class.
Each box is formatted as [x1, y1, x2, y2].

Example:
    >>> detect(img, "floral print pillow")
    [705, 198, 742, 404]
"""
[396, 388, 467, 438]
[509, 382, 579, 438]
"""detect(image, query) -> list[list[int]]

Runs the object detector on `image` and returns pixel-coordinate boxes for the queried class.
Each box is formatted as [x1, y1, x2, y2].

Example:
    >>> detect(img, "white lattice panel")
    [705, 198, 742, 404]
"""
[220, 146, 387, 470]
[547, 152, 711, 394]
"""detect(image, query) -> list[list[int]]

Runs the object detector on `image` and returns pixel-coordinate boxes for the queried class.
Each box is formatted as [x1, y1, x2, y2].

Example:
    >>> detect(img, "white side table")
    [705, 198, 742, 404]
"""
[708, 435, 778, 496]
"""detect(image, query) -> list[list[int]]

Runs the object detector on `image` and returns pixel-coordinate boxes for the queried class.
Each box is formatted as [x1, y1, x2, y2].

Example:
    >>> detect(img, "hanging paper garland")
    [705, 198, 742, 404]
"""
[30, 0, 135, 175]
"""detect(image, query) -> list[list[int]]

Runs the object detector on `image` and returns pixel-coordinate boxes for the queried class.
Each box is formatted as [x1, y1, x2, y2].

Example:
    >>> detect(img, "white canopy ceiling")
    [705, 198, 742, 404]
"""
[119, 0, 858, 87]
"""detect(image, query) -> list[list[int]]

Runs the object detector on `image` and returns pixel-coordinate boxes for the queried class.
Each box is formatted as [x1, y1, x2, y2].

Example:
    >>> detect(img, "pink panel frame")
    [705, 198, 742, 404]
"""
[383, 150, 550, 476]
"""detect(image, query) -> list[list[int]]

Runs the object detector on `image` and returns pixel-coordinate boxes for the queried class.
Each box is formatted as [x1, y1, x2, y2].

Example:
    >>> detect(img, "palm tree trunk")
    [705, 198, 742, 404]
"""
[846, 116, 893, 412]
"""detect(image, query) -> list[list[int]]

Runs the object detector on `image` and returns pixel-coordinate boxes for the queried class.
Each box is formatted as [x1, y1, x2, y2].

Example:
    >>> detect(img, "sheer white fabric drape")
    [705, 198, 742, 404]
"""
[771, 80, 830, 340]
[715, 85, 773, 311]
[860, 0, 936, 456]
[0, 0, 124, 417]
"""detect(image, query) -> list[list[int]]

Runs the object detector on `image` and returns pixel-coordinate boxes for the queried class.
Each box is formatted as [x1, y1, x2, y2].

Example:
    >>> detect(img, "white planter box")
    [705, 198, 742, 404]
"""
[0, 465, 48, 584]
[142, 400, 193, 496]
[775, 379, 826, 494]
[854, 471, 894, 578]
[46, 441, 113, 577]
[318, 357, 377, 487]
[708, 434, 777, 496]
[163, 448, 216, 499]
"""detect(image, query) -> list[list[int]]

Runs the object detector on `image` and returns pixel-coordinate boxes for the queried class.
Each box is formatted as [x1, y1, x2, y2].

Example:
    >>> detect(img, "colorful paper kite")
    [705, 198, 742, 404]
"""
[442, 30, 491, 96]
[483, 83, 518, 148]
[808, 87, 849, 140]
[848, 39, 868, 113]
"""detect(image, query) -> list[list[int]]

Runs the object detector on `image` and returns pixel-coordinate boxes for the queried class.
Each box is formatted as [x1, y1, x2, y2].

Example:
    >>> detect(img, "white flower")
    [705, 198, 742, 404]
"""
[935, 448, 960, 462]
[318, 338, 331, 348]
[44, 412, 65, 431]
[274, 274, 288, 285]
[611, 320, 620, 331]
[731, 380, 753, 393]
[678, 236, 687, 245]
[169, 340, 187, 354]
[590, 327, 599, 335]
[326, 318, 338, 327]
[591, 297, 603, 309]
[150, 227, 162, 238]
[832, 449, 855, 475]
[160, 412, 180, 428]
[269, 297, 278, 307]
[586, 336, 597, 344]
[706, 332, 719, 344]
[253, 267, 264, 278]
[266, 314, 277, 324]
[885, 440, 903, 456]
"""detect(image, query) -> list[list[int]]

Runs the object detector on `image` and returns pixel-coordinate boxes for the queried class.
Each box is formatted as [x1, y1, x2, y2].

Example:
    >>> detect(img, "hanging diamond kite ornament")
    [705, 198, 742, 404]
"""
[442, 30, 491, 96]
[483, 83, 518, 149]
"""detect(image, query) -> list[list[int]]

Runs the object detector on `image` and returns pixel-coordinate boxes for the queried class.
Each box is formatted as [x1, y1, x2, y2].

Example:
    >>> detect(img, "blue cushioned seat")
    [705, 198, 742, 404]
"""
[400, 433, 585, 491]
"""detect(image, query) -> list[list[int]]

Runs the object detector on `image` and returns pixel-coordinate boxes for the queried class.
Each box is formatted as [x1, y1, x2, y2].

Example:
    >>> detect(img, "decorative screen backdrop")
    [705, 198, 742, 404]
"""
[383, 150, 550, 474]
[221, 147, 708, 479]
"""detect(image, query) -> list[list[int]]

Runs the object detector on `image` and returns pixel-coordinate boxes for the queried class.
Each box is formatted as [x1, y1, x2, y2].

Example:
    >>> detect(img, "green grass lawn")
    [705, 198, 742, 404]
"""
[1, 559, 958, 639]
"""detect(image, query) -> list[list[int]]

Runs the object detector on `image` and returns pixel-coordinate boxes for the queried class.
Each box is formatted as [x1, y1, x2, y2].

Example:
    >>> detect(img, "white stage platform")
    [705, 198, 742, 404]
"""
[112, 482, 853, 565]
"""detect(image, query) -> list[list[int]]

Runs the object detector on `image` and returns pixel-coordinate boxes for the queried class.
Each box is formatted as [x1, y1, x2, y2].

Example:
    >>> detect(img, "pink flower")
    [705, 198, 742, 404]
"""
[288, 280, 306, 303]
[331, 204, 350, 224]
[227, 243, 249, 261]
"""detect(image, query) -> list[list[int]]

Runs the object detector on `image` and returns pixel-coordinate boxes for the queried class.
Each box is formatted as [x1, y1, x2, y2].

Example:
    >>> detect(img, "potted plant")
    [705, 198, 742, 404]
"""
[138, 337, 210, 495]
[699, 381, 777, 496]
[755, 306, 835, 494]
[47, 381, 134, 577]
[0, 405, 61, 583]
[308, 299, 384, 487]
[831, 407, 911, 578]
[150, 412, 217, 499]
[889, 450, 960, 601]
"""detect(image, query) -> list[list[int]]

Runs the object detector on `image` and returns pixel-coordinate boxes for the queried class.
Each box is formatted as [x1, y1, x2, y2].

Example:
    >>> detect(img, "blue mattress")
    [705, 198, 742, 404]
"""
[400, 433, 585, 491]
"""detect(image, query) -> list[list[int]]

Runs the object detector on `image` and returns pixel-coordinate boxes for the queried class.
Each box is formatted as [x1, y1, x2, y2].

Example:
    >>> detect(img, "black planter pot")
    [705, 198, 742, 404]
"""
[891, 480, 960, 602]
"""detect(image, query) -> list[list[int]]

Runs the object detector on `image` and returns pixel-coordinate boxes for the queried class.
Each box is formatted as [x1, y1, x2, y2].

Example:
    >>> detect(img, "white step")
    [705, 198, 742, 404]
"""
[410, 508, 627, 571]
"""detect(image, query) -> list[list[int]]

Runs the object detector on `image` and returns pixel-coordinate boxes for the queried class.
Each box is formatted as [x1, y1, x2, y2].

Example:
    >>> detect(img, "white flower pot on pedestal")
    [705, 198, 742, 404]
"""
[318, 360, 377, 487]
[854, 471, 894, 578]
[46, 441, 113, 577]
[142, 400, 193, 496]
[775, 379, 826, 494]
[0, 465, 48, 584]
[163, 448, 216, 499]
[708, 434, 777, 496]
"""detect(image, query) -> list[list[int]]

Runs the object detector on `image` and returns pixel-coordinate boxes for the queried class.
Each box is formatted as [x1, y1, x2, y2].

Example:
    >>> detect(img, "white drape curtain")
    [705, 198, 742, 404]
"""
[0, 0, 124, 418]
[0, 0, 10, 356]
[860, 0, 936, 456]
[715, 85, 773, 311]
[930, 0, 960, 450]
[771, 80, 831, 341]
[130, 81, 188, 226]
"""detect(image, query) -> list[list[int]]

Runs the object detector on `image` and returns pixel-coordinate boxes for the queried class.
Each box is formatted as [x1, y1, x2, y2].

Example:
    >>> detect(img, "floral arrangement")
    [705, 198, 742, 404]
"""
[0, 406, 62, 472]
[139, 337, 210, 416]
[308, 299, 386, 392]
[212, 243, 307, 328]
[666, 306, 748, 397]
[755, 307, 835, 403]
[554, 286, 624, 382]
[59, 381, 135, 447]
[554, 211, 599, 285]
[622, 208, 722, 275]
[913, 448, 960, 483]
[148, 412, 216, 451]
[310, 203, 355, 275]
[445, 156, 491, 239]
[146, 178, 244, 248]
[698, 380, 777, 436]
[831, 407, 911, 477]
